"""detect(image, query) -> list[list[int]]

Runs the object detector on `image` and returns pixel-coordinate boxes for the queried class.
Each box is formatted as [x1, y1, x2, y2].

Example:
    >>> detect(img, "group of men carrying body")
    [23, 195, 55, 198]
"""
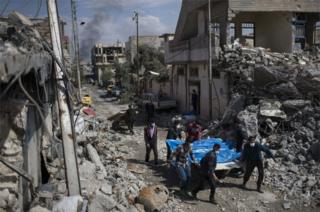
[144, 118, 275, 204]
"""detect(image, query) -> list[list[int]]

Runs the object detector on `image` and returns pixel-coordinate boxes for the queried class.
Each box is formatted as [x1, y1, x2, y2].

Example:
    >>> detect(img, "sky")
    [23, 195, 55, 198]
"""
[1, 0, 182, 58]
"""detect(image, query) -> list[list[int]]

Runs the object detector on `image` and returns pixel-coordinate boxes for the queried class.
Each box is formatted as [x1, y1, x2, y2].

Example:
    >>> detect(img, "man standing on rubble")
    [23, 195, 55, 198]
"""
[169, 137, 195, 196]
[144, 120, 158, 165]
[242, 136, 275, 193]
[192, 144, 221, 204]
[126, 104, 135, 135]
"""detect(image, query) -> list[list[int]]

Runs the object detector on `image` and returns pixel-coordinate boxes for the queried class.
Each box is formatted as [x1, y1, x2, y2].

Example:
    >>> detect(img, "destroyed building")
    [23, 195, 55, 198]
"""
[165, 0, 320, 120]
[0, 13, 55, 210]
[91, 43, 126, 86]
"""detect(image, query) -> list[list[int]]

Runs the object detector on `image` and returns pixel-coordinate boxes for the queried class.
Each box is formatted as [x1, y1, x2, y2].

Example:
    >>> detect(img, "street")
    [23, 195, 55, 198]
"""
[84, 84, 319, 212]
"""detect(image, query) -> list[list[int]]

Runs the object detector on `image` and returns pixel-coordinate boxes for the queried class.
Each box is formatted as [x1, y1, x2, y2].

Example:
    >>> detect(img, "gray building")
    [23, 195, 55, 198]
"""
[166, 0, 320, 120]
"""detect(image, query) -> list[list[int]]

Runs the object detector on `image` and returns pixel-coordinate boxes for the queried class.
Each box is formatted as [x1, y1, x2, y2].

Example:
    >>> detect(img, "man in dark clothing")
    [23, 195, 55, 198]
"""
[144, 121, 158, 165]
[192, 144, 221, 204]
[170, 137, 195, 195]
[242, 136, 275, 193]
[126, 104, 135, 135]
[186, 121, 202, 142]
[145, 102, 155, 122]
[191, 90, 198, 114]
[166, 121, 183, 160]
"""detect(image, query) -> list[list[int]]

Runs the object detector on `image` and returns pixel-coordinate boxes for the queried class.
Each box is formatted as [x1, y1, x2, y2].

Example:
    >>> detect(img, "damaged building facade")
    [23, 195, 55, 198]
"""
[0, 14, 55, 211]
[91, 43, 126, 86]
[166, 0, 320, 120]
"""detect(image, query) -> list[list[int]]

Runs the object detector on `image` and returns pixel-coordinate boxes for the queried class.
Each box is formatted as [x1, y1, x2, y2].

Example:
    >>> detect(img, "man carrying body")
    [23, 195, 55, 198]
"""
[166, 120, 183, 161]
[170, 137, 195, 195]
[242, 136, 275, 193]
[192, 144, 221, 204]
[186, 121, 202, 142]
[144, 121, 158, 165]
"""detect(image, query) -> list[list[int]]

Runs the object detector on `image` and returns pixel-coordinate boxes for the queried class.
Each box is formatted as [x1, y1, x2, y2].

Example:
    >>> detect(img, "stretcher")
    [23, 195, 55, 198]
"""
[166, 138, 242, 171]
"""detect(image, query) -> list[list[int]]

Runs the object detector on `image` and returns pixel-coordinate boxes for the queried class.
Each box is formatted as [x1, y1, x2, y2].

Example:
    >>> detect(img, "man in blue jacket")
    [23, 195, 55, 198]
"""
[242, 136, 275, 193]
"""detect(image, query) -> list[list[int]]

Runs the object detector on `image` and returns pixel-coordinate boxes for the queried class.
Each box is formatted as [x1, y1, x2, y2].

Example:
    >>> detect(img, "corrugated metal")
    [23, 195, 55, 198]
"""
[229, 0, 320, 12]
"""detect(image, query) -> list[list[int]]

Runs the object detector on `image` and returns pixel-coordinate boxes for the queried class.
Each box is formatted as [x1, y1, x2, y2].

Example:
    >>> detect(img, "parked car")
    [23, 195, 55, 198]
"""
[141, 93, 177, 110]
[81, 94, 92, 106]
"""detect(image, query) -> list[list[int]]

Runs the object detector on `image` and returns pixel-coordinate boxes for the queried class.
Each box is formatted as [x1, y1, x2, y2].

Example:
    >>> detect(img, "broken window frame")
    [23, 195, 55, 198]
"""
[241, 22, 255, 47]
[189, 67, 199, 78]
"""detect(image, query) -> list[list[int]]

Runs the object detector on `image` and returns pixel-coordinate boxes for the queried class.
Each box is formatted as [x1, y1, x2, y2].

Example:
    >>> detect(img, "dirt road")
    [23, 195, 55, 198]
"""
[85, 85, 318, 212]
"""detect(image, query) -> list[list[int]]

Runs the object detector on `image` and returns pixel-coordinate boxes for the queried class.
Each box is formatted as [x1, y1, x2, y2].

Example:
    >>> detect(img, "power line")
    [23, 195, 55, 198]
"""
[0, 0, 10, 16]
[34, 0, 43, 18]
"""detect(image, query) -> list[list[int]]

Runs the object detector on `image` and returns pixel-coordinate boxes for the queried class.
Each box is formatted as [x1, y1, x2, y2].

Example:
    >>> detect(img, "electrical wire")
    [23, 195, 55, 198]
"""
[0, 0, 10, 16]
[34, 0, 43, 18]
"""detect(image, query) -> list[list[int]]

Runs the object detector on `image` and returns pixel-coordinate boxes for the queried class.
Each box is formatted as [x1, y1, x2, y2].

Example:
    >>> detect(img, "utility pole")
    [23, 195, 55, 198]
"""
[208, 0, 213, 120]
[46, 0, 81, 196]
[133, 11, 139, 94]
[71, 0, 81, 97]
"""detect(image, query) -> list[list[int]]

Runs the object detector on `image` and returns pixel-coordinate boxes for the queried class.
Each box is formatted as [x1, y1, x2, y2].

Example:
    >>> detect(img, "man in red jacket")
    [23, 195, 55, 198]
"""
[186, 121, 202, 142]
[144, 120, 158, 165]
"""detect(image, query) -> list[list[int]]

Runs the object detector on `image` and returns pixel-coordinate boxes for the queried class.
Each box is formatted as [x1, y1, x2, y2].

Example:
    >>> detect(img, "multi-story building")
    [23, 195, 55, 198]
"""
[91, 43, 126, 86]
[166, 0, 320, 120]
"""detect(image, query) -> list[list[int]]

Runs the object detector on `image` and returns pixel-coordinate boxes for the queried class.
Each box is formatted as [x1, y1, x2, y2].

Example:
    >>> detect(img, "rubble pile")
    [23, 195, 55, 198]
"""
[220, 46, 320, 206]
[47, 110, 181, 212]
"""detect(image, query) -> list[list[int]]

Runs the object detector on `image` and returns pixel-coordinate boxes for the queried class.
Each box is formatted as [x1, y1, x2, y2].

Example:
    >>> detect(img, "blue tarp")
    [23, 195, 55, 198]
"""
[166, 138, 241, 164]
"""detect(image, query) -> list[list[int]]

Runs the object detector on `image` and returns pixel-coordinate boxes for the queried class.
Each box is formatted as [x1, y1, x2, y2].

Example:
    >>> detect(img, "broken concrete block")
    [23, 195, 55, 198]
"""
[259, 100, 287, 120]
[29, 205, 51, 212]
[100, 183, 112, 195]
[137, 185, 169, 212]
[237, 107, 259, 138]
[52, 195, 83, 212]
[0, 189, 9, 208]
[86, 144, 106, 177]
[88, 191, 117, 212]
[282, 201, 291, 210]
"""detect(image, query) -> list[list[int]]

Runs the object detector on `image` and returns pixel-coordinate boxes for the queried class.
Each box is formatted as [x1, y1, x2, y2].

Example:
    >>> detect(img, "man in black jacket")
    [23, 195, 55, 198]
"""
[192, 144, 221, 204]
[242, 136, 275, 193]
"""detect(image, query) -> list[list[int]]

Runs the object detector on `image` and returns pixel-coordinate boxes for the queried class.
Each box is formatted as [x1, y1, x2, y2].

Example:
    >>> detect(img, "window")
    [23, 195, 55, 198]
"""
[212, 66, 220, 79]
[241, 23, 255, 47]
[177, 67, 184, 76]
[189, 67, 199, 77]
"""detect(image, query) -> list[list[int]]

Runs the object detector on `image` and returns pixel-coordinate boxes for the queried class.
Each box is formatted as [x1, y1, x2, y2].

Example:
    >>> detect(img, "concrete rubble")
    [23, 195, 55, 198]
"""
[217, 45, 320, 207]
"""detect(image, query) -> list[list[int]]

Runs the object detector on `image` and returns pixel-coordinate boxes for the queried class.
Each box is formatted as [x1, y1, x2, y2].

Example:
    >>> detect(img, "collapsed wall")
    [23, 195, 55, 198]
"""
[0, 16, 54, 211]
[219, 45, 320, 206]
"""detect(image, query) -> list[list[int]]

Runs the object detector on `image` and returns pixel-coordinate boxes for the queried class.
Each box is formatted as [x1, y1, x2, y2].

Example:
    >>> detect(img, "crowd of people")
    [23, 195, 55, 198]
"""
[125, 103, 275, 205]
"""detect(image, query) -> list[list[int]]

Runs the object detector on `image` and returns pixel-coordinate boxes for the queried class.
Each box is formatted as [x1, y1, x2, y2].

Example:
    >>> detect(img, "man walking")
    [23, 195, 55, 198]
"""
[126, 104, 135, 135]
[192, 144, 221, 204]
[170, 137, 195, 195]
[144, 120, 158, 165]
[242, 136, 275, 193]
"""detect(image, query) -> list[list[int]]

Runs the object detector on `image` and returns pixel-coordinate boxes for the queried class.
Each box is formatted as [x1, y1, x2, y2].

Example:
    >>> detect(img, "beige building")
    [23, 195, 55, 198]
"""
[166, 0, 320, 120]
[91, 43, 126, 85]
